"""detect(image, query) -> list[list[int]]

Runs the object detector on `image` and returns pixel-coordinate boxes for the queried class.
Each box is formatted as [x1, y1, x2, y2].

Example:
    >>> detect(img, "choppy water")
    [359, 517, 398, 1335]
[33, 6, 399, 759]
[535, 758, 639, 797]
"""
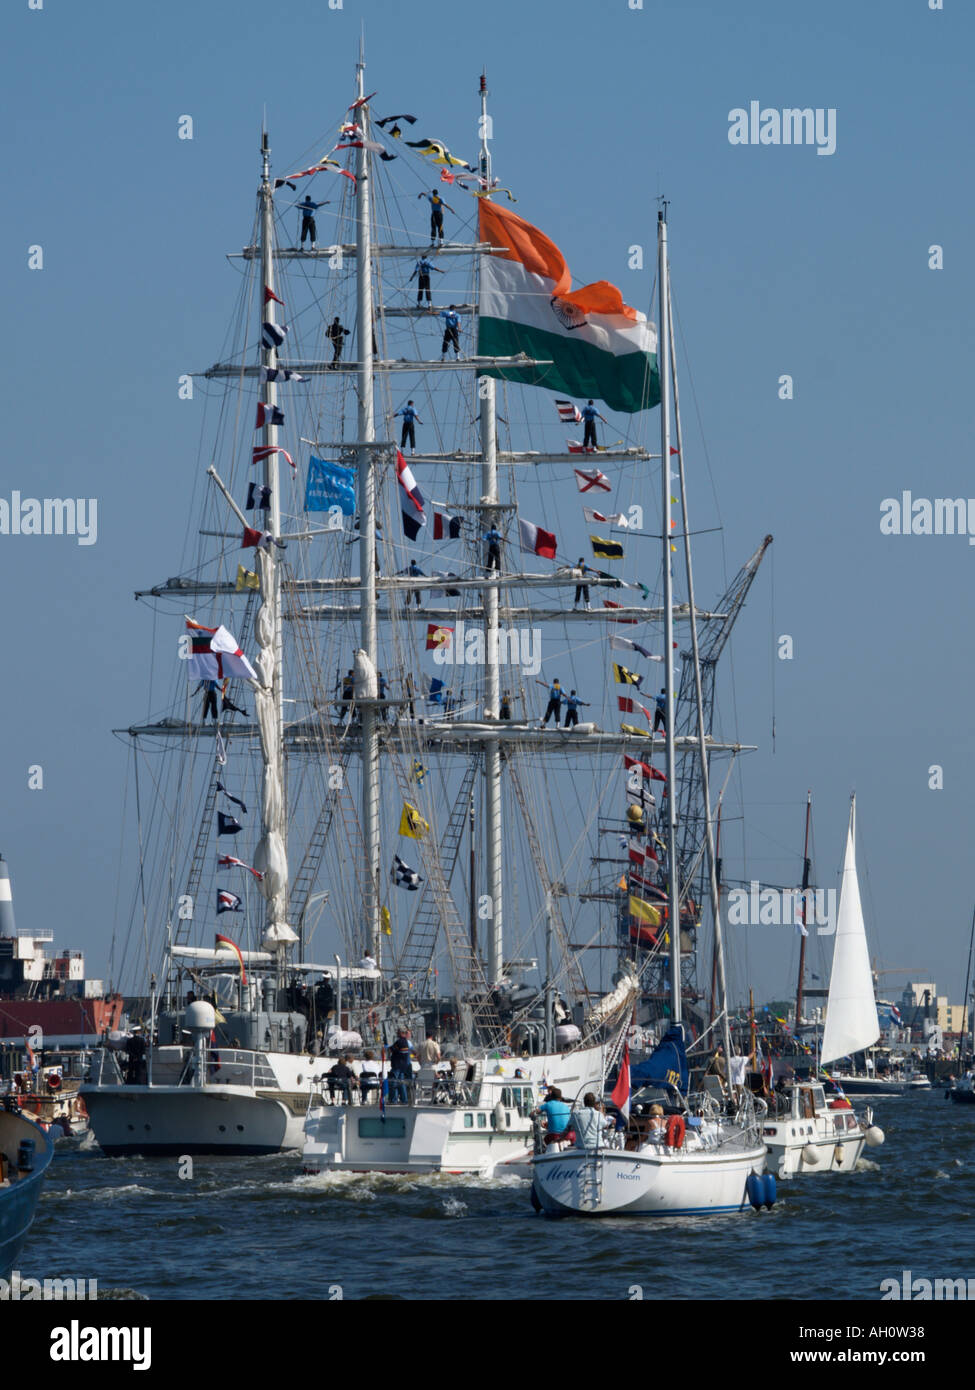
[18, 1090, 974, 1300]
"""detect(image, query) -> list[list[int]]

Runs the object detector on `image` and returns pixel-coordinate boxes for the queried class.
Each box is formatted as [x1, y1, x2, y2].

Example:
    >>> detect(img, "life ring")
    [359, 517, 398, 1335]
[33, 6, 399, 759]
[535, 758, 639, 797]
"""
[46, 1073, 62, 1092]
[664, 1115, 686, 1149]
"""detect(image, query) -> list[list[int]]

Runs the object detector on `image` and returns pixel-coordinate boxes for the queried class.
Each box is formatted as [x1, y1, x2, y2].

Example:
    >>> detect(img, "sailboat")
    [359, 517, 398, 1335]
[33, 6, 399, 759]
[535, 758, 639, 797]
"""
[529, 208, 768, 1217]
[762, 795, 885, 1176]
[84, 59, 660, 1159]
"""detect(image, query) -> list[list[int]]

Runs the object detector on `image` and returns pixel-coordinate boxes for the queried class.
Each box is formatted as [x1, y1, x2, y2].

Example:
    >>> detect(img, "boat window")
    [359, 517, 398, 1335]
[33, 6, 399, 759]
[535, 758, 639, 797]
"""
[500, 1087, 512, 1107]
[477, 1113, 487, 1128]
[358, 1118, 405, 1138]
[810, 1085, 826, 1110]
[463, 1113, 473, 1128]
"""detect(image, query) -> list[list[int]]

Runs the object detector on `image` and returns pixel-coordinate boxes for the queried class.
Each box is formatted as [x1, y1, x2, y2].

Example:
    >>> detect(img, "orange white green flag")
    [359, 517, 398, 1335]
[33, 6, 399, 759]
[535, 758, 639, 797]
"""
[476, 199, 659, 414]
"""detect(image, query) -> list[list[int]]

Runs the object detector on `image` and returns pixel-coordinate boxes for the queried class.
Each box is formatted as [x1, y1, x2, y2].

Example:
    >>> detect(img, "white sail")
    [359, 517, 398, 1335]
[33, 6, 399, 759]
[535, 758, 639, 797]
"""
[820, 798, 879, 1066]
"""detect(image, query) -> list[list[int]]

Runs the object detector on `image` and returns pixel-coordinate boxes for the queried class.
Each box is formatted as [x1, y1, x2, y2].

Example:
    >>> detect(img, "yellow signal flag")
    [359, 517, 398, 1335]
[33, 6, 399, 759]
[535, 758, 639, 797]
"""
[236, 565, 260, 592]
[612, 664, 641, 686]
[399, 801, 430, 839]
[621, 723, 649, 736]
[629, 894, 662, 927]
[381, 905, 392, 937]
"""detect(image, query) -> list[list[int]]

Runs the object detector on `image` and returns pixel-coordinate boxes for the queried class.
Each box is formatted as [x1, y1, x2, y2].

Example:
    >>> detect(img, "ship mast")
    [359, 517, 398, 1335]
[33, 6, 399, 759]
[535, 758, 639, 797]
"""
[657, 208, 681, 1024]
[354, 50, 382, 964]
[252, 128, 290, 955]
[794, 790, 812, 1026]
[478, 70, 504, 987]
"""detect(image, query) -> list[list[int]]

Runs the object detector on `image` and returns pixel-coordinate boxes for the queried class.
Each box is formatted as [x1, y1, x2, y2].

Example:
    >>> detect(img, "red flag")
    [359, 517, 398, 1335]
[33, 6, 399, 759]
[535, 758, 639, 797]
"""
[426, 624, 453, 651]
[264, 286, 285, 306]
[518, 517, 557, 560]
[252, 445, 295, 471]
[611, 1044, 631, 1122]
[433, 512, 444, 541]
[603, 599, 637, 624]
[440, 169, 455, 184]
[215, 932, 248, 986]
[617, 695, 635, 714]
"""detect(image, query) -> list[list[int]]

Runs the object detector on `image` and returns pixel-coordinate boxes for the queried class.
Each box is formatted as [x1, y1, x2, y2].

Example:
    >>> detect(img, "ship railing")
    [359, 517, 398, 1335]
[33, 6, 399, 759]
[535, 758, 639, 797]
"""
[85, 1050, 124, 1086]
[307, 1077, 480, 1108]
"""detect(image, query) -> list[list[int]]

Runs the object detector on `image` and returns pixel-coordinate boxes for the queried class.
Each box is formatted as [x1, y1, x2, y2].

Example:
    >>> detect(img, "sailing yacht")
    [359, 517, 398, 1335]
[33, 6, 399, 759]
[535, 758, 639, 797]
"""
[529, 208, 768, 1217]
[762, 796, 885, 1176]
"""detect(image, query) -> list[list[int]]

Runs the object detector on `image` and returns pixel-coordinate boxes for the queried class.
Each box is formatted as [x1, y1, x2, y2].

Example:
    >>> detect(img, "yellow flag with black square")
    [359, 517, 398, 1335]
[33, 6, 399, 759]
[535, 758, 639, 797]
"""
[590, 535, 624, 560]
[399, 802, 430, 839]
[236, 564, 260, 592]
[613, 663, 642, 687]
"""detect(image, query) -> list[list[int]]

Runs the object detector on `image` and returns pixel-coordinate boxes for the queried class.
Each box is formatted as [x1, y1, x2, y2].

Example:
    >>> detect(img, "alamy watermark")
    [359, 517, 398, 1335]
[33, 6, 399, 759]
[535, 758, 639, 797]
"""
[0, 492, 97, 545]
[431, 621, 541, 676]
[1, 1271, 98, 1300]
[728, 103, 836, 156]
[880, 492, 975, 544]
[726, 883, 836, 935]
[882, 1270, 975, 1300]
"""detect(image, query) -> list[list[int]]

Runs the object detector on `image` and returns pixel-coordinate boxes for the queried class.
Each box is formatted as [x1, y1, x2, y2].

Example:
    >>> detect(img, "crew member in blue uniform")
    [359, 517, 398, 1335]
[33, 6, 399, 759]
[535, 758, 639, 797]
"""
[297, 196, 328, 249]
[439, 305, 461, 359]
[408, 254, 444, 305]
[482, 523, 502, 571]
[542, 678, 563, 726]
[573, 556, 598, 609]
[418, 189, 455, 243]
[394, 400, 422, 453]
[563, 689, 589, 729]
[654, 688, 667, 733]
[581, 399, 608, 450]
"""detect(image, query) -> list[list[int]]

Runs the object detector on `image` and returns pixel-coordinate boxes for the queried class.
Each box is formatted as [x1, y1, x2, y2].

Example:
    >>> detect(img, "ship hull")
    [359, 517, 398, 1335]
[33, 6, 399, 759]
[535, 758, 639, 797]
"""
[531, 1141, 767, 1216]
[0, 1110, 55, 1278]
[81, 1084, 306, 1156]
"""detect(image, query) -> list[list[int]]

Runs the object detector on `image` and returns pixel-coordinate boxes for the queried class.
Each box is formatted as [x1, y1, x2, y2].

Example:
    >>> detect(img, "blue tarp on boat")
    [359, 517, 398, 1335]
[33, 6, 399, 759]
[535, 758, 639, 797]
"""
[631, 1022, 690, 1095]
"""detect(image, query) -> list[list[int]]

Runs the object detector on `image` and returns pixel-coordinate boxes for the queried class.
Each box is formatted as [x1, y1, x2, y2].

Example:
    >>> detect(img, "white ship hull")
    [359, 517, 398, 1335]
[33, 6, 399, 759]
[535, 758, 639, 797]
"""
[762, 1089, 869, 1176]
[82, 1047, 319, 1156]
[531, 1138, 767, 1216]
[303, 1045, 606, 1176]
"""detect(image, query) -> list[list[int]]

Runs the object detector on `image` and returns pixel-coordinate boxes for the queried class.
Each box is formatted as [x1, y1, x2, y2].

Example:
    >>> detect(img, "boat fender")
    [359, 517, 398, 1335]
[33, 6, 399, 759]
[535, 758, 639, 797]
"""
[800, 1143, 819, 1165]
[494, 1101, 508, 1132]
[745, 1173, 764, 1211]
[864, 1124, 885, 1148]
[664, 1115, 685, 1149]
[760, 1173, 777, 1209]
[833, 1144, 844, 1166]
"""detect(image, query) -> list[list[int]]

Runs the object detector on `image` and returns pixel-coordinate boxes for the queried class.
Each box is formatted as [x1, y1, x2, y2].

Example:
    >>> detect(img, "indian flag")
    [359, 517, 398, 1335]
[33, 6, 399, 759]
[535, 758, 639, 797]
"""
[477, 200, 659, 414]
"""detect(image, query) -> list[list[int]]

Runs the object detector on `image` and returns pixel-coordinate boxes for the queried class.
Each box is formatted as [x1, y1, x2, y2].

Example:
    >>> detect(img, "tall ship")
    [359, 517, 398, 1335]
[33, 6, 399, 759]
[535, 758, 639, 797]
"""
[81, 54, 767, 1165]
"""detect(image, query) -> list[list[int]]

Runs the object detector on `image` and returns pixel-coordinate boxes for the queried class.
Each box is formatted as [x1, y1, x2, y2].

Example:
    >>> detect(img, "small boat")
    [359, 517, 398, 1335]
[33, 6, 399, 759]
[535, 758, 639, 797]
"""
[948, 1073, 975, 1104]
[0, 1100, 55, 1278]
[763, 796, 885, 1175]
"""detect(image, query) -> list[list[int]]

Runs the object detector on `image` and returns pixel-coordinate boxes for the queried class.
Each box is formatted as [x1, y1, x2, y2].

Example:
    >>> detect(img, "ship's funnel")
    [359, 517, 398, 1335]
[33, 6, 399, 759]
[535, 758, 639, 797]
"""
[0, 855, 16, 938]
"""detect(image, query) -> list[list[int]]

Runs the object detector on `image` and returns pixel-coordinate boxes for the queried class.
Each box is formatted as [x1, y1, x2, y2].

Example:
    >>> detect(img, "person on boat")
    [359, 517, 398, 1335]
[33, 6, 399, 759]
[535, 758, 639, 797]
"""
[359, 1051, 381, 1105]
[405, 557, 425, 608]
[542, 679, 564, 726]
[193, 677, 220, 723]
[563, 690, 589, 729]
[124, 1026, 148, 1086]
[419, 1034, 442, 1066]
[706, 1044, 728, 1093]
[358, 952, 378, 1001]
[571, 1093, 613, 1149]
[394, 400, 422, 454]
[482, 523, 503, 571]
[419, 189, 454, 244]
[538, 1087, 572, 1145]
[581, 400, 608, 451]
[499, 690, 512, 720]
[326, 1056, 357, 1104]
[573, 557, 597, 609]
[220, 679, 248, 717]
[439, 305, 462, 359]
[653, 688, 667, 734]
[646, 1103, 666, 1138]
[389, 1029, 415, 1104]
[408, 254, 444, 305]
[297, 195, 328, 248]
[326, 316, 350, 366]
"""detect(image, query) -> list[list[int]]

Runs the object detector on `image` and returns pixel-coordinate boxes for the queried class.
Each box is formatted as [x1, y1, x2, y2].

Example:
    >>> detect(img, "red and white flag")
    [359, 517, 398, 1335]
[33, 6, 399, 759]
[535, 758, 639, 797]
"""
[426, 624, 454, 651]
[252, 444, 295, 471]
[518, 517, 557, 560]
[217, 854, 265, 881]
[555, 398, 582, 424]
[574, 468, 611, 493]
[611, 1043, 631, 1123]
[583, 507, 628, 528]
[255, 402, 285, 430]
[184, 619, 257, 681]
[396, 449, 425, 517]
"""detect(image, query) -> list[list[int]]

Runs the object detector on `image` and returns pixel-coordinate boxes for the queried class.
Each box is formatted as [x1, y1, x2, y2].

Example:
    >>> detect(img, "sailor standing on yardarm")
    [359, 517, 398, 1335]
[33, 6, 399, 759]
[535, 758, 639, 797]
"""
[408, 254, 444, 305]
[394, 400, 422, 453]
[581, 400, 608, 450]
[297, 195, 328, 249]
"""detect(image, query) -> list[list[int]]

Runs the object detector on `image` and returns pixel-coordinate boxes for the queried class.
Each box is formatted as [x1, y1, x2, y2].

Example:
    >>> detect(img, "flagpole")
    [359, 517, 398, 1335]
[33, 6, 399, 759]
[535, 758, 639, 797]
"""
[657, 208, 681, 1025]
[478, 70, 504, 988]
[354, 48, 382, 965]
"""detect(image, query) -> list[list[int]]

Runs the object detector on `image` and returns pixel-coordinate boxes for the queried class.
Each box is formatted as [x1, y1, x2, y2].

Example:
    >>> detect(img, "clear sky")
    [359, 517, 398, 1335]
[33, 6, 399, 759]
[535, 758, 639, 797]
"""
[4, 0, 972, 1010]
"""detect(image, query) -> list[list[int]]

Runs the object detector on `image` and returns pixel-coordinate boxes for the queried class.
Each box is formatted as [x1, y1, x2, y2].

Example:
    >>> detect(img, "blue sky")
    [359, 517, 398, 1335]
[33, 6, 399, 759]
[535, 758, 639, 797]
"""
[4, 0, 972, 1010]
